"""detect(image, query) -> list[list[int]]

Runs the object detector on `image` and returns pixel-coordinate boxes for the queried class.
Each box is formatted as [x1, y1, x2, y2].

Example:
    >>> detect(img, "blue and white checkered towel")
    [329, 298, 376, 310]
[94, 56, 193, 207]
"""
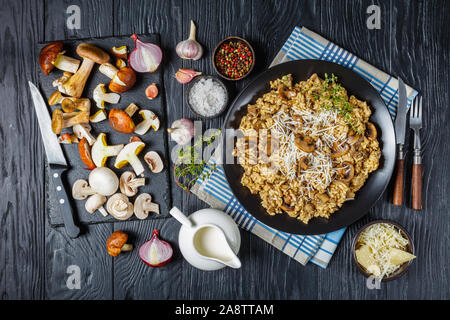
[191, 27, 418, 268]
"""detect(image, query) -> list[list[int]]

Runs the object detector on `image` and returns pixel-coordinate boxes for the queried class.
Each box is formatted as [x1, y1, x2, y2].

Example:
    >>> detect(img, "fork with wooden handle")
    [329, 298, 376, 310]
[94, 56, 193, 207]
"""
[410, 96, 423, 210]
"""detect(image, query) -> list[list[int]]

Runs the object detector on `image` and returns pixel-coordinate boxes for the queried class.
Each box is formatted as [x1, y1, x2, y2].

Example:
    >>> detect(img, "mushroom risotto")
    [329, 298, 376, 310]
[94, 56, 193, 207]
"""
[233, 74, 381, 224]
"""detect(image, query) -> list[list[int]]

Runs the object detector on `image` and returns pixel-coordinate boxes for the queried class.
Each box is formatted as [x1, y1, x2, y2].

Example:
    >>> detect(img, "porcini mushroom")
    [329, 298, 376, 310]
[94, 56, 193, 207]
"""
[51, 108, 90, 134]
[295, 134, 315, 153]
[73, 123, 96, 146]
[99, 62, 136, 93]
[114, 141, 146, 176]
[72, 179, 96, 200]
[124, 103, 139, 117]
[88, 167, 119, 196]
[93, 83, 121, 108]
[91, 133, 124, 167]
[110, 46, 128, 59]
[106, 193, 134, 220]
[119, 171, 145, 197]
[85, 194, 108, 217]
[134, 193, 160, 219]
[143, 151, 164, 173]
[106, 230, 133, 257]
[39, 42, 80, 75]
[134, 110, 160, 135]
[109, 108, 135, 134]
[63, 43, 110, 98]
[53, 72, 72, 94]
[89, 109, 107, 123]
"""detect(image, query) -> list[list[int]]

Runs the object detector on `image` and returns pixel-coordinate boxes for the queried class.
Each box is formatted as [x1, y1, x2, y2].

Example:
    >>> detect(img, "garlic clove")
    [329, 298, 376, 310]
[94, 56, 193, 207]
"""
[175, 69, 202, 84]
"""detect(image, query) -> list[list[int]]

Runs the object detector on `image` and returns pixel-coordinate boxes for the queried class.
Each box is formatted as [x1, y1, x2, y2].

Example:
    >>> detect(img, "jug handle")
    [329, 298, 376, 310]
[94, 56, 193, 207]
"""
[169, 207, 193, 228]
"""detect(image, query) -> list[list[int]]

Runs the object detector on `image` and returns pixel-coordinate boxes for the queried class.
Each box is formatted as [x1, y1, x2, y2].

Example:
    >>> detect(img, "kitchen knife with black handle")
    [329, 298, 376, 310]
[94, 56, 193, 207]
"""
[29, 81, 80, 238]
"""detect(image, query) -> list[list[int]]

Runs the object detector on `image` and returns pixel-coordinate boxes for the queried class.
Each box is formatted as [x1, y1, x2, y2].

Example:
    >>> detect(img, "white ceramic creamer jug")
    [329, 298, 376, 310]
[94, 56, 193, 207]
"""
[170, 207, 241, 271]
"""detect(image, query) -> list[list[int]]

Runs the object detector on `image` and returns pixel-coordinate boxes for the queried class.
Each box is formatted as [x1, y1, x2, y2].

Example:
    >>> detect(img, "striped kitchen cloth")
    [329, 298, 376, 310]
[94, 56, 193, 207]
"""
[191, 26, 418, 268]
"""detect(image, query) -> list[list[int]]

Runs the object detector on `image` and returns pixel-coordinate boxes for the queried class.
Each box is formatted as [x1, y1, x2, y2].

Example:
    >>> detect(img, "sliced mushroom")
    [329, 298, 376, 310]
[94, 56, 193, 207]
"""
[114, 141, 146, 176]
[99, 62, 136, 93]
[106, 193, 134, 220]
[336, 161, 355, 184]
[298, 156, 308, 171]
[295, 134, 315, 153]
[366, 122, 377, 141]
[93, 83, 120, 108]
[120, 171, 145, 197]
[106, 230, 133, 257]
[72, 179, 95, 200]
[85, 194, 108, 217]
[346, 129, 361, 145]
[143, 151, 164, 173]
[63, 43, 110, 98]
[134, 110, 160, 135]
[73, 123, 96, 146]
[331, 142, 350, 158]
[134, 193, 160, 220]
[90, 109, 107, 123]
[91, 133, 124, 167]
[278, 85, 297, 101]
[39, 42, 80, 75]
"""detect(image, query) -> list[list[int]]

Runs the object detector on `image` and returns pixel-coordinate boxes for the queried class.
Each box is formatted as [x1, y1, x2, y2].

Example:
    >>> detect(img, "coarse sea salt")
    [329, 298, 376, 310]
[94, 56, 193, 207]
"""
[188, 78, 226, 117]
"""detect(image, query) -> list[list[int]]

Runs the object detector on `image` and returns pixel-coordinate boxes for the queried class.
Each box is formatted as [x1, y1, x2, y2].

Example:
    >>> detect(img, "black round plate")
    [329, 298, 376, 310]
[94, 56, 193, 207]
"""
[221, 60, 396, 235]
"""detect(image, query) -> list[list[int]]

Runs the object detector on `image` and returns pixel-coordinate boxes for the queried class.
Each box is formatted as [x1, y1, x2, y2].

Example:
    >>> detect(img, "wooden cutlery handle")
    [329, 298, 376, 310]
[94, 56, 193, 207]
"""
[393, 159, 405, 206]
[412, 163, 423, 210]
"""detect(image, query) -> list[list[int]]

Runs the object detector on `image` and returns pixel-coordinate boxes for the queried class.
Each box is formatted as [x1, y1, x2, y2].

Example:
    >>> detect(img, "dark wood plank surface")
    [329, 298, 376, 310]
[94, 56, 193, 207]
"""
[0, 0, 449, 300]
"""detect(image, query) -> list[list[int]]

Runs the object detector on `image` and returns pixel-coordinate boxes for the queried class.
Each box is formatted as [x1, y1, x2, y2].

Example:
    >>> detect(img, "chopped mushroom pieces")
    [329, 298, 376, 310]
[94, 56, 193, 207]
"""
[106, 230, 133, 257]
[134, 193, 160, 219]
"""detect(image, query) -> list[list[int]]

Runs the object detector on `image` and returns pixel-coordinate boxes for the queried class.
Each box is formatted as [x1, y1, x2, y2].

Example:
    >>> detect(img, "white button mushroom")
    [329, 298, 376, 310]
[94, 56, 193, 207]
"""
[143, 151, 164, 173]
[85, 194, 108, 217]
[106, 193, 134, 220]
[88, 167, 119, 196]
[133, 193, 160, 219]
[119, 171, 145, 197]
[72, 179, 96, 200]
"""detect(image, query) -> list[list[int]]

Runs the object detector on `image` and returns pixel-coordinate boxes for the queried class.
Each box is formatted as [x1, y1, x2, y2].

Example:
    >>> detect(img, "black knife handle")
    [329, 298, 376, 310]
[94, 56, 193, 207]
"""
[49, 164, 81, 238]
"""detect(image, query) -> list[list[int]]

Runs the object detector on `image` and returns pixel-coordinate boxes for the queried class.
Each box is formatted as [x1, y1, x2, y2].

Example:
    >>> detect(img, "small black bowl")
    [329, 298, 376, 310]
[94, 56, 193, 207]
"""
[352, 220, 415, 282]
[186, 75, 229, 119]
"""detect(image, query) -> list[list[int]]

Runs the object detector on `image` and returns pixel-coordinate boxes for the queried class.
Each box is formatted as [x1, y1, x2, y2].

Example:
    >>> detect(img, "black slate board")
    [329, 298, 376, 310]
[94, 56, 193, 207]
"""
[37, 34, 172, 226]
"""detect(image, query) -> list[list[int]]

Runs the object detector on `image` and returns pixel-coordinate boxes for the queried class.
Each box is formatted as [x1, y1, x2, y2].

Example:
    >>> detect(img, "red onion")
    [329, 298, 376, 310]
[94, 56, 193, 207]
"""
[129, 34, 162, 73]
[139, 229, 173, 267]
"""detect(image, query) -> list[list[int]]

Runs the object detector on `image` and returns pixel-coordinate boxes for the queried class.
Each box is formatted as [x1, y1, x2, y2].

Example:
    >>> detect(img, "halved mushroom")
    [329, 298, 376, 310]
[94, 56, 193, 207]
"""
[109, 108, 135, 134]
[106, 193, 134, 220]
[52, 72, 72, 94]
[278, 85, 297, 101]
[134, 193, 160, 219]
[99, 62, 136, 93]
[295, 134, 315, 153]
[366, 122, 377, 141]
[110, 46, 128, 59]
[63, 43, 110, 98]
[39, 42, 80, 75]
[90, 109, 107, 123]
[72, 179, 96, 200]
[120, 171, 145, 197]
[114, 141, 146, 176]
[62, 110, 90, 128]
[106, 230, 133, 257]
[336, 161, 355, 184]
[331, 142, 350, 158]
[85, 194, 108, 217]
[298, 156, 308, 171]
[89, 167, 119, 196]
[346, 129, 361, 145]
[93, 83, 120, 108]
[73, 123, 96, 146]
[134, 110, 160, 135]
[144, 151, 164, 173]
[91, 133, 124, 167]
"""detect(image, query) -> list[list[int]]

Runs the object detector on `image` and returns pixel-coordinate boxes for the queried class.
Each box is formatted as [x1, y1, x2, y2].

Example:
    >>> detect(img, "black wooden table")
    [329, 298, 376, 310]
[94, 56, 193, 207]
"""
[1, 0, 449, 300]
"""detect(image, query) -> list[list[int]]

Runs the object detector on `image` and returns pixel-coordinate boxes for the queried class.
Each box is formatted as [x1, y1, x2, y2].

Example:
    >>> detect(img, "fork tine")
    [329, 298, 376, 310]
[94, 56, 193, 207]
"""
[410, 97, 416, 119]
[419, 96, 422, 120]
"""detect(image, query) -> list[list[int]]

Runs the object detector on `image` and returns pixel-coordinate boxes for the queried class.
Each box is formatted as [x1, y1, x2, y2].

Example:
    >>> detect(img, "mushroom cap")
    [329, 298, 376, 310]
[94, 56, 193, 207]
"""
[72, 179, 95, 200]
[331, 142, 350, 158]
[119, 171, 144, 197]
[85, 194, 107, 214]
[295, 134, 315, 153]
[89, 167, 119, 196]
[109, 67, 136, 93]
[106, 193, 134, 220]
[76, 43, 110, 64]
[109, 108, 135, 134]
[134, 193, 159, 220]
[39, 41, 63, 75]
[144, 151, 164, 173]
[106, 230, 129, 257]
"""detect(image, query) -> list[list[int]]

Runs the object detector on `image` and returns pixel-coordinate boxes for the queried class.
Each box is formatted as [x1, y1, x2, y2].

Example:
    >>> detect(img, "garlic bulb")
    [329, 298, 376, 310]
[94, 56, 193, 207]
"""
[167, 118, 195, 145]
[176, 20, 203, 60]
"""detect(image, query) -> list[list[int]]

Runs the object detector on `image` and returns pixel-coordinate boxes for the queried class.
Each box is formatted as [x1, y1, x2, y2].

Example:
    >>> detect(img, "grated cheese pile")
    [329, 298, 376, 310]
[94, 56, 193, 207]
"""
[356, 223, 414, 279]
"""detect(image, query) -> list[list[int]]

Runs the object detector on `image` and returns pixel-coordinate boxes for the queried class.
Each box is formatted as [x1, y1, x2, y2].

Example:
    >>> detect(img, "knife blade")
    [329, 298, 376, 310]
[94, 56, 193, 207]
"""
[392, 78, 408, 206]
[29, 81, 80, 238]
